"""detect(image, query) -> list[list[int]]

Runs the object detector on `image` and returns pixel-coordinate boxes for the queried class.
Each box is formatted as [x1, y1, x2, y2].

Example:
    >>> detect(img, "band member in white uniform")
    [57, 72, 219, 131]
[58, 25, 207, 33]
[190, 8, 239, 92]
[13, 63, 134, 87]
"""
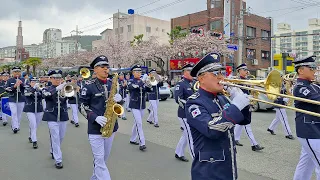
[125, 73, 131, 112]
[118, 72, 127, 120]
[5, 66, 26, 133]
[42, 69, 68, 169]
[128, 65, 151, 151]
[69, 76, 80, 127]
[24, 78, 44, 149]
[79, 55, 122, 180]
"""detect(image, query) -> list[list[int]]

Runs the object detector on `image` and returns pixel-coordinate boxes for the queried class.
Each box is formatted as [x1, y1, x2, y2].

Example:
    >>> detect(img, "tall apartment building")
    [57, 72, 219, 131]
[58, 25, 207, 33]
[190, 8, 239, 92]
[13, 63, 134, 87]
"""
[171, 0, 272, 75]
[273, 18, 320, 61]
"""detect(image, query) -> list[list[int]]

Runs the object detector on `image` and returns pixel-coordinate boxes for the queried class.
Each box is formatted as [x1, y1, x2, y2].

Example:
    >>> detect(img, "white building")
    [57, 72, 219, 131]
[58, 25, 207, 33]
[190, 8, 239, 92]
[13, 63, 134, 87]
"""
[0, 46, 16, 58]
[273, 18, 320, 61]
[24, 44, 39, 57]
[38, 39, 79, 59]
[43, 28, 62, 43]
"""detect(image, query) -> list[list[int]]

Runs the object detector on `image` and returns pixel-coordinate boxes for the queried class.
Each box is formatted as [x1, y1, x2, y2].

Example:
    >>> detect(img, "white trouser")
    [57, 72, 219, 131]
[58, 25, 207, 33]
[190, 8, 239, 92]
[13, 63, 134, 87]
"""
[234, 124, 258, 146]
[175, 117, 195, 158]
[146, 100, 159, 124]
[42, 99, 46, 110]
[48, 121, 67, 163]
[70, 104, 79, 123]
[294, 138, 320, 180]
[130, 109, 145, 146]
[2, 112, 7, 123]
[268, 108, 292, 136]
[26, 112, 43, 142]
[89, 133, 115, 180]
[9, 102, 25, 130]
[125, 94, 130, 111]
[121, 98, 126, 118]
[67, 100, 70, 108]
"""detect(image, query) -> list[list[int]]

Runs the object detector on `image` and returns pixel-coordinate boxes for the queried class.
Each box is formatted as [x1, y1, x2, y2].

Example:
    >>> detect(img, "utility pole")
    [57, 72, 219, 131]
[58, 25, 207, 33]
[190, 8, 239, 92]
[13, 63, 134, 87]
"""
[118, 9, 120, 62]
[71, 25, 82, 54]
[237, 0, 244, 67]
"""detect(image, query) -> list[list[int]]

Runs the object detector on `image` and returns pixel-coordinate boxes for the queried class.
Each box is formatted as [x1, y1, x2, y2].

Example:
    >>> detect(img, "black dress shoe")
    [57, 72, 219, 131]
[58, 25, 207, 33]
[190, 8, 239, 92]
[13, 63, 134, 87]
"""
[33, 142, 38, 149]
[3, 122, 7, 126]
[175, 154, 189, 162]
[147, 121, 154, 124]
[285, 135, 295, 140]
[235, 140, 243, 146]
[154, 124, 159, 128]
[55, 162, 63, 169]
[122, 117, 127, 120]
[180, 127, 184, 131]
[139, 145, 146, 151]
[147, 109, 151, 114]
[13, 128, 18, 134]
[127, 109, 131, 112]
[130, 141, 139, 145]
[70, 121, 75, 124]
[75, 123, 79, 127]
[267, 128, 276, 135]
[51, 153, 54, 159]
[252, 145, 264, 151]
[28, 137, 32, 143]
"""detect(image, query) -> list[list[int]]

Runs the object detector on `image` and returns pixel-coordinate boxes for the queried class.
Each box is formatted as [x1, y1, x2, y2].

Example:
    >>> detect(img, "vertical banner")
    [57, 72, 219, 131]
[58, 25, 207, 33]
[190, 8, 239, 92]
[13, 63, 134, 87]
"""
[1, 97, 11, 117]
[224, 0, 231, 39]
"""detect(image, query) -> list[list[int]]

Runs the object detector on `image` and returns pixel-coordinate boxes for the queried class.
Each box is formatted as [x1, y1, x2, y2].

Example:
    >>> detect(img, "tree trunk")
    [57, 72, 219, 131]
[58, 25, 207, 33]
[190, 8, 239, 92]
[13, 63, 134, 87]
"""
[153, 56, 165, 75]
[26, 65, 30, 75]
[32, 65, 36, 77]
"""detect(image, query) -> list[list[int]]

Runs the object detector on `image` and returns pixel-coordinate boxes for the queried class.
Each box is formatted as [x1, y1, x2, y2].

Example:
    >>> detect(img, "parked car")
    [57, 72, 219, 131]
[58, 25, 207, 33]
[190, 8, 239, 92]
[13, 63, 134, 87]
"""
[249, 86, 274, 112]
[146, 82, 171, 101]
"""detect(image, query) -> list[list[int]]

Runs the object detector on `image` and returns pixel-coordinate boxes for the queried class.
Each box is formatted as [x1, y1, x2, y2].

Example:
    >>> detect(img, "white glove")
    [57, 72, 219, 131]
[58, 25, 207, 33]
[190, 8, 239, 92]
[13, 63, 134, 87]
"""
[132, 84, 139, 88]
[56, 82, 66, 91]
[283, 98, 289, 103]
[113, 93, 122, 102]
[231, 93, 250, 111]
[227, 87, 243, 100]
[33, 83, 39, 89]
[95, 116, 108, 126]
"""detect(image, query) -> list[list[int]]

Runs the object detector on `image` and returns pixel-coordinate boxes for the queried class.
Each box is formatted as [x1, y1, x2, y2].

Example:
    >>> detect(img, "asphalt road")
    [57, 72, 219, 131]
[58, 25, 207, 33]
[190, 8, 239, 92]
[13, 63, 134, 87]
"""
[0, 98, 313, 180]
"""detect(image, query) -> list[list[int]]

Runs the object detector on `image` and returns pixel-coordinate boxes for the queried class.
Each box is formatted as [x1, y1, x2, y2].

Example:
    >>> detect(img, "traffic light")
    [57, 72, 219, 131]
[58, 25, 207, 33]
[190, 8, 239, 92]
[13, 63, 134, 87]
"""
[210, 32, 222, 37]
[191, 29, 201, 34]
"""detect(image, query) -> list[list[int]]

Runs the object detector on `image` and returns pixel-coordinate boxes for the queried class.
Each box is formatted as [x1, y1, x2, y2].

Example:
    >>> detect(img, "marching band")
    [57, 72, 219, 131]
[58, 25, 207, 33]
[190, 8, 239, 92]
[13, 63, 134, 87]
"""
[0, 53, 319, 180]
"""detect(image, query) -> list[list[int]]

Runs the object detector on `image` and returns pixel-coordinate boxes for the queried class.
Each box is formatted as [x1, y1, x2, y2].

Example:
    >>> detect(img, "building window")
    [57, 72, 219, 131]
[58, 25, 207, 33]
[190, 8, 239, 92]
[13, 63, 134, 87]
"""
[211, 0, 222, 8]
[156, 27, 159, 31]
[145, 60, 152, 67]
[274, 60, 279, 66]
[120, 27, 123, 34]
[210, 21, 222, 30]
[246, 26, 256, 37]
[261, 30, 270, 40]
[128, 25, 131, 32]
[146, 26, 151, 33]
[261, 51, 270, 60]
[246, 48, 256, 59]
[162, 29, 165, 33]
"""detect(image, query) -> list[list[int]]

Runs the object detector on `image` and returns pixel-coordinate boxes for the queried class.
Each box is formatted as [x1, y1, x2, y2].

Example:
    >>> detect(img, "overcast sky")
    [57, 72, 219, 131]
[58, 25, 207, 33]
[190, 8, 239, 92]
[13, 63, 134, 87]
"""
[0, 0, 320, 47]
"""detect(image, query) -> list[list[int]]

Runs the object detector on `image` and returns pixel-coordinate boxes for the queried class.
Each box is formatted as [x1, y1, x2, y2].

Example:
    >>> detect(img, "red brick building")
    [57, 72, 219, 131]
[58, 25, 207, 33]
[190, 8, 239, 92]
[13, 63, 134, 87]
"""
[171, 0, 272, 75]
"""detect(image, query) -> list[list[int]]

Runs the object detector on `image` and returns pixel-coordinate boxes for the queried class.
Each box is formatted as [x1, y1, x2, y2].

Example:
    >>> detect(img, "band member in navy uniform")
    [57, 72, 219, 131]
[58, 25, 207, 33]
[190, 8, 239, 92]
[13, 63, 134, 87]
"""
[267, 81, 294, 139]
[42, 69, 69, 169]
[233, 64, 264, 151]
[79, 55, 122, 180]
[125, 73, 131, 112]
[174, 64, 195, 162]
[146, 69, 163, 127]
[24, 78, 44, 149]
[5, 66, 26, 133]
[128, 64, 151, 151]
[292, 56, 320, 180]
[1, 72, 10, 126]
[118, 72, 127, 120]
[68, 76, 80, 127]
[185, 52, 250, 180]
[0, 72, 7, 126]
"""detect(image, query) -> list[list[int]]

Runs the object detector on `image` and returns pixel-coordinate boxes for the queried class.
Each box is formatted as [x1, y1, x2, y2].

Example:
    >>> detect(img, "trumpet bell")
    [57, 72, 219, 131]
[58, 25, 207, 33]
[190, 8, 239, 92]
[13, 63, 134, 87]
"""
[149, 76, 158, 86]
[80, 67, 91, 79]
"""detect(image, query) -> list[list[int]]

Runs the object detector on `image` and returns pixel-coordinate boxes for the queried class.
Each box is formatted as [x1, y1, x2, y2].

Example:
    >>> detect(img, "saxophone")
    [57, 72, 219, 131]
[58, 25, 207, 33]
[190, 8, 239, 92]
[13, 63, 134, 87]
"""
[101, 73, 124, 137]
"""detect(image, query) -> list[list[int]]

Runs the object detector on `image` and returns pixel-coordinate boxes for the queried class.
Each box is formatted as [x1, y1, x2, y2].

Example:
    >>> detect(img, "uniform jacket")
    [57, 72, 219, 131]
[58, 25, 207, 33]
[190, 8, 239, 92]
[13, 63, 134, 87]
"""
[119, 79, 128, 99]
[175, 77, 194, 118]
[293, 78, 320, 139]
[0, 80, 7, 96]
[274, 87, 286, 106]
[148, 81, 163, 100]
[79, 78, 119, 135]
[186, 88, 245, 180]
[5, 77, 26, 103]
[23, 86, 43, 113]
[42, 85, 69, 122]
[128, 78, 151, 109]
[238, 76, 251, 125]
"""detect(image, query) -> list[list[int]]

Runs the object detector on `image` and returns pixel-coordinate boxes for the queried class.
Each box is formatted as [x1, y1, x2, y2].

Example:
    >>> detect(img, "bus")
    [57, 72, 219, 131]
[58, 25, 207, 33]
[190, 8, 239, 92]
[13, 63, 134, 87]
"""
[273, 54, 295, 73]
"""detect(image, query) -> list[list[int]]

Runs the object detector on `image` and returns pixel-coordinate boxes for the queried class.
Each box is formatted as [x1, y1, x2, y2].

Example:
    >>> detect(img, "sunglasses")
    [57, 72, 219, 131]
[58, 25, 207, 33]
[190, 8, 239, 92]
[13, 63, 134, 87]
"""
[209, 70, 226, 76]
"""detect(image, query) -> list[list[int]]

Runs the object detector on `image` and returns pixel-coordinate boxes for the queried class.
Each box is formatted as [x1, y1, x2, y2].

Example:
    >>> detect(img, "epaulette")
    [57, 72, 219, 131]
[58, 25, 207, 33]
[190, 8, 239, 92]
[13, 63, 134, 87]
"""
[178, 79, 184, 83]
[188, 92, 200, 100]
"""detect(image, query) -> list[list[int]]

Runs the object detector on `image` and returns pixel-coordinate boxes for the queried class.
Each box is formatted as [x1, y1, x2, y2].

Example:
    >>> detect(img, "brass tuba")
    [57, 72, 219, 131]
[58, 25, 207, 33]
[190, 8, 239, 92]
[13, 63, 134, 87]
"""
[101, 73, 124, 137]
[80, 67, 91, 79]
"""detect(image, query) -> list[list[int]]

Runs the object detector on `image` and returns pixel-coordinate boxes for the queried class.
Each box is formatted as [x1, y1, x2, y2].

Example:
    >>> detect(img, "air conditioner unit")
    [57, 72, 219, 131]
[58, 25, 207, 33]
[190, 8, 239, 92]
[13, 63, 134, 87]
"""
[252, 59, 258, 65]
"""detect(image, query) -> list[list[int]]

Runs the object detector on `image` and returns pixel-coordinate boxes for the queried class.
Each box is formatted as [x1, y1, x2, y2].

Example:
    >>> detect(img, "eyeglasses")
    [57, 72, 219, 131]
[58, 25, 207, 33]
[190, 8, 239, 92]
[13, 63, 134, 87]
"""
[210, 70, 226, 76]
[304, 66, 316, 71]
[97, 65, 109, 69]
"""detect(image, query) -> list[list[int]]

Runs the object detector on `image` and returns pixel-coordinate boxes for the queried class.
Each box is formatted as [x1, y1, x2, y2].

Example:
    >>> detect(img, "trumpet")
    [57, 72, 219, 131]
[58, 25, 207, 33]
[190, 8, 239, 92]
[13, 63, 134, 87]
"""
[60, 82, 78, 97]
[80, 67, 91, 79]
[38, 83, 46, 90]
[220, 70, 320, 117]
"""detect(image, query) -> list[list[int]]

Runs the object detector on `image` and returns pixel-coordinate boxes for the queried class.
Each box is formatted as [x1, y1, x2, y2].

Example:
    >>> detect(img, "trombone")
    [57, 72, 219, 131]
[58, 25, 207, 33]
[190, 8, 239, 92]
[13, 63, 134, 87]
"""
[220, 70, 320, 117]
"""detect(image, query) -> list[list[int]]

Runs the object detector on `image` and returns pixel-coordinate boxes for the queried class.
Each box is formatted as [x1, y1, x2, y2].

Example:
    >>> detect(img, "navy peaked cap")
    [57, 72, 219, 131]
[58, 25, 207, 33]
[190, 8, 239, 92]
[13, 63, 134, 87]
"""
[90, 55, 109, 69]
[190, 52, 224, 77]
